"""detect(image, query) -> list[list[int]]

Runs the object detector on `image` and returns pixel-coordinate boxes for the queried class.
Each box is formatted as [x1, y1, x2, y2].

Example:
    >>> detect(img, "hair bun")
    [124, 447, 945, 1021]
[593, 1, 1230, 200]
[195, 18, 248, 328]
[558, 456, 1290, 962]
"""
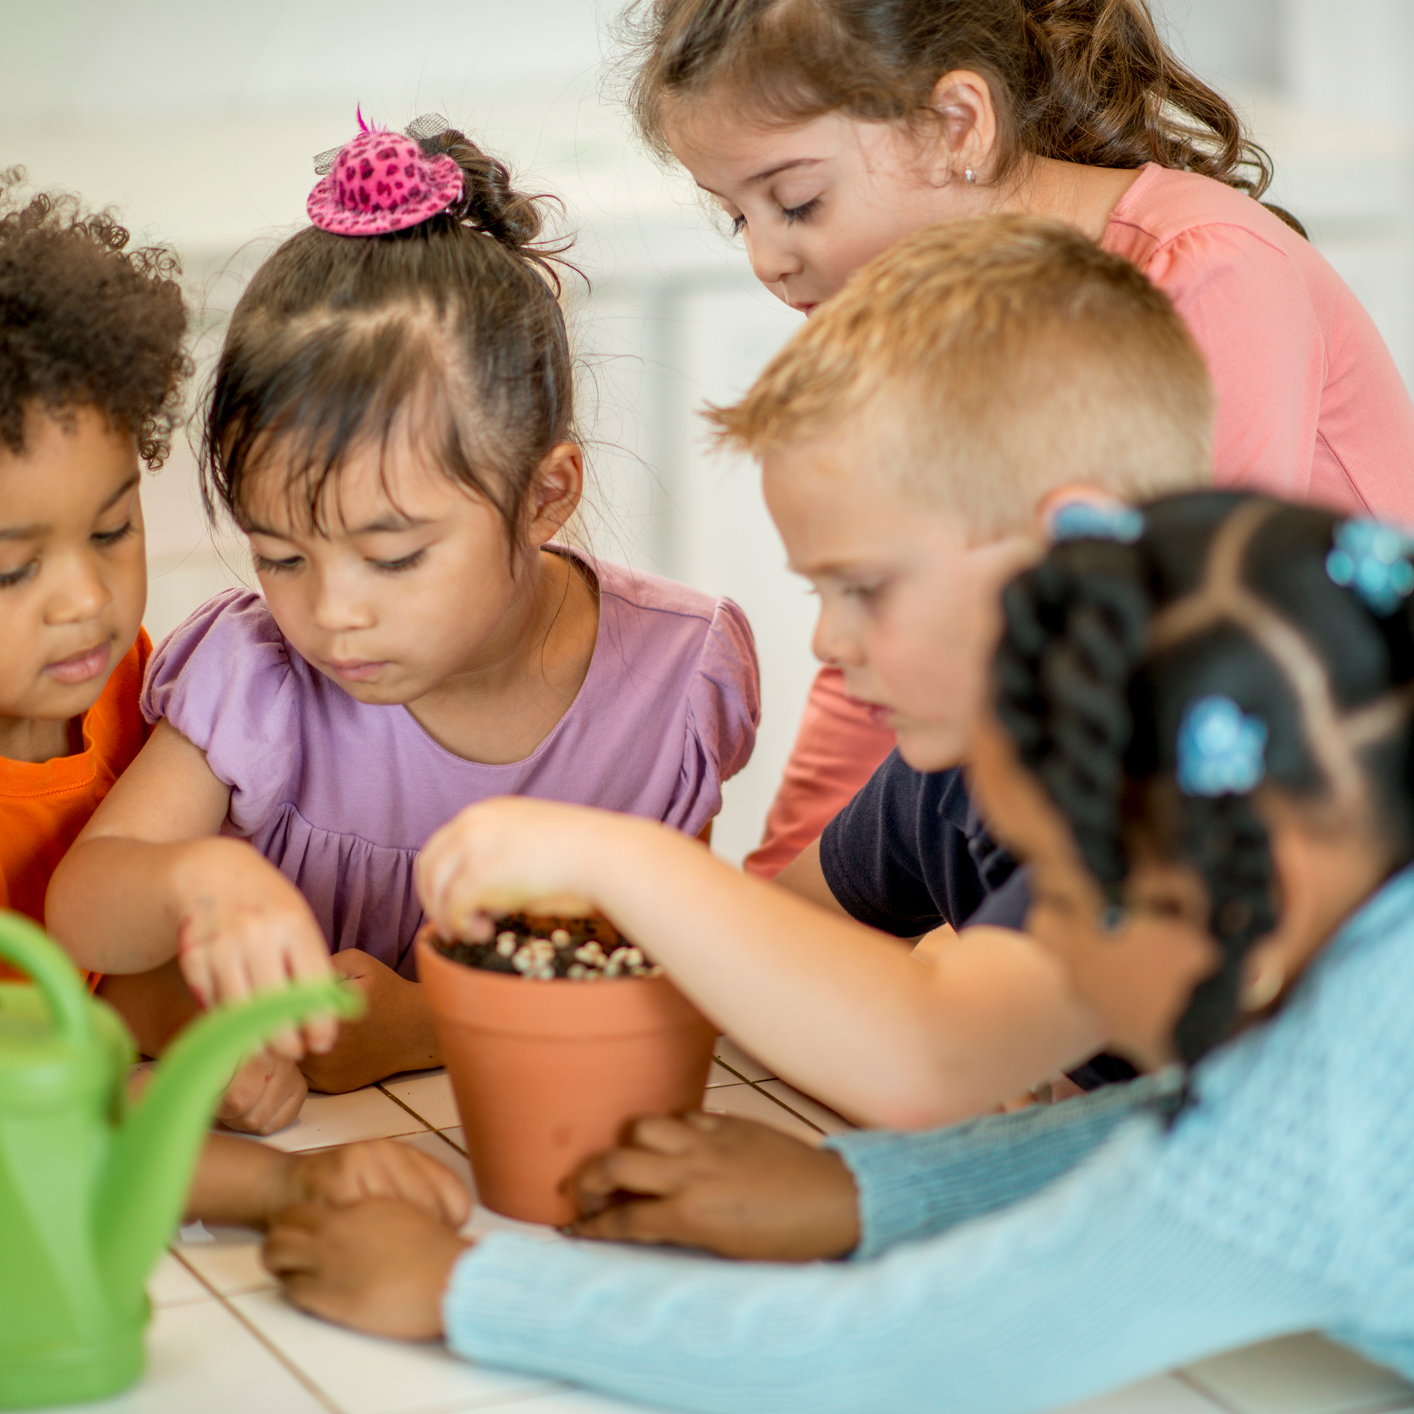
[408, 116, 549, 253]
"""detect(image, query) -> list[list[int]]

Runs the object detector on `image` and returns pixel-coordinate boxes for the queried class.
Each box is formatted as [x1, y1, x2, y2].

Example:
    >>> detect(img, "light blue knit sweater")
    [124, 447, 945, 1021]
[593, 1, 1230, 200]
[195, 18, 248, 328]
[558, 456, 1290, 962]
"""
[442, 865, 1414, 1413]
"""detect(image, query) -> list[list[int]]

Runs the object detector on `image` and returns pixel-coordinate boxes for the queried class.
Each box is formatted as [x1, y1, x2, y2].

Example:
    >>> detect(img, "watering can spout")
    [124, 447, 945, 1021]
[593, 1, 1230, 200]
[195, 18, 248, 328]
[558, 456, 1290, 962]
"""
[95, 978, 364, 1310]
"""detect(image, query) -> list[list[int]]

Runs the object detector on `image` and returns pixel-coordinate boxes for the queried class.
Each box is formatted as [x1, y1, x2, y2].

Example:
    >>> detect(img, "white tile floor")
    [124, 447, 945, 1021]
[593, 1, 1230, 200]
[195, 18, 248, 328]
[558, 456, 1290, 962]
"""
[56, 1041, 1414, 1414]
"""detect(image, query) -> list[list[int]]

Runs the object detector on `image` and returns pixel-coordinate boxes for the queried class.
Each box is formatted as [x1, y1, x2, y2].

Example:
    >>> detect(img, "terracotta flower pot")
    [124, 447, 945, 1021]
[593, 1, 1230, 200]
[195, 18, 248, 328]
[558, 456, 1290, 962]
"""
[416, 930, 717, 1225]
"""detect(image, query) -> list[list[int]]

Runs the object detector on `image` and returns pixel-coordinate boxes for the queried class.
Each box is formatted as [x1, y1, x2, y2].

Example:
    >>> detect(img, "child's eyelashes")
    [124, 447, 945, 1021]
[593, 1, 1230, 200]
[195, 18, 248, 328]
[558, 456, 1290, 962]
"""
[92, 520, 135, 548]
[371, 549, 426, 574]
[843, 580, 885, 604]
[726, 198, 819, 238]
[253, 553, 303, 575]
[0, 559, 37, 589]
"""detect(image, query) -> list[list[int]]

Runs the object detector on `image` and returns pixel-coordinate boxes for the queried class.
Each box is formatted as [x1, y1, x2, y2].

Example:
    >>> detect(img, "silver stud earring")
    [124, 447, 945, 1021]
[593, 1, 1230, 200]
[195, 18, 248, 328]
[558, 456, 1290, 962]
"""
[964, 166, 977, 184]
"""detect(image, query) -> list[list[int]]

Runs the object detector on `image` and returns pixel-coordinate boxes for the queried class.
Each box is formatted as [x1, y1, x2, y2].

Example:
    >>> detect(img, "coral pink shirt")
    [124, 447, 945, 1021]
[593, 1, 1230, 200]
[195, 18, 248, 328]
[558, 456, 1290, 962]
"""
[746, 164, 1414, 878]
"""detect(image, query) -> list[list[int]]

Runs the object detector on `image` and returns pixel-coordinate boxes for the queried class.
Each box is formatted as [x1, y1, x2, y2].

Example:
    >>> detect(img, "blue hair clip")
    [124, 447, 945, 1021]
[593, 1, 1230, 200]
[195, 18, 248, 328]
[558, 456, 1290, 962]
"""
[1176, 695, 1268, 797]
[1050, 501, 1145, 544]
[1326, 518, 1414, 615]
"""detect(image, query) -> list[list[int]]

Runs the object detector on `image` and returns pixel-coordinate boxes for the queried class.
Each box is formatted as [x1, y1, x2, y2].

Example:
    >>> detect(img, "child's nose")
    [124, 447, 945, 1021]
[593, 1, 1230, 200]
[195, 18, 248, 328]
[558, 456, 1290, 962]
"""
[812, 605, 863, 669]
[309, 573, 375, 632]
[745, 228, 803, 293]
[46, 555, 112, 624]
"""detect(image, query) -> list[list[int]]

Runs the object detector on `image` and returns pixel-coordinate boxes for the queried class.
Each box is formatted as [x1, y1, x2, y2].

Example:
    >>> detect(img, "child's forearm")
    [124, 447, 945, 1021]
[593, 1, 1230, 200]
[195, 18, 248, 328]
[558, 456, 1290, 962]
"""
[95, 959, 201, 1058]
[49, 835, 295, 973]
[553, 820, 1104, 1128]
[187, 1132, 298, 1227]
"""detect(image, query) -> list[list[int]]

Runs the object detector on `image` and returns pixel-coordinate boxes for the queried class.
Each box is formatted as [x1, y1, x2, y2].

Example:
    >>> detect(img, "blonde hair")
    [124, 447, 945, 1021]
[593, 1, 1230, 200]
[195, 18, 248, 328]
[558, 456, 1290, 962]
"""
[708, 215, 1214, 540]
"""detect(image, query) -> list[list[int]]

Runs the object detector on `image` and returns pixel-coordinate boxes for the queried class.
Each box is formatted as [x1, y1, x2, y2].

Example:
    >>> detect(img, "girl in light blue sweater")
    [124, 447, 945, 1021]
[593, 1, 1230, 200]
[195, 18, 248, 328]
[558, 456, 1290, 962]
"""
[265, 491, 1414, 1412]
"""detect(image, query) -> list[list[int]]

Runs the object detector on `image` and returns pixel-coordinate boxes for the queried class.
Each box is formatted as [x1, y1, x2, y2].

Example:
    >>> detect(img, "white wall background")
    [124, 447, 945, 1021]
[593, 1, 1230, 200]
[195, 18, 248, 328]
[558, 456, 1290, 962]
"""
[2, 0, 1411, 864]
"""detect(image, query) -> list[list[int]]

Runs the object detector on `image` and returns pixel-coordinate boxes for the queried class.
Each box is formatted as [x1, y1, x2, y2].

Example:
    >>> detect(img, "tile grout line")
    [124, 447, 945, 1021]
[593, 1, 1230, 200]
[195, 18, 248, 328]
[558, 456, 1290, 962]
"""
[170, 1246, 346, 1414]
[743, 1078, 826, 1136]
[713, 1051, 829, 1135]
[376, 1080, 442, 1132]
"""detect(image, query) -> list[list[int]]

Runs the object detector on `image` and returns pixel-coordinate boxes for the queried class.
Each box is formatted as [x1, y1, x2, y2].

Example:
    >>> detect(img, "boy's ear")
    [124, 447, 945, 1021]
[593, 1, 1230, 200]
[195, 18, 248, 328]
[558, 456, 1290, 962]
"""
[1035, 484, 1135, 542]
[527, 443, 584, 544]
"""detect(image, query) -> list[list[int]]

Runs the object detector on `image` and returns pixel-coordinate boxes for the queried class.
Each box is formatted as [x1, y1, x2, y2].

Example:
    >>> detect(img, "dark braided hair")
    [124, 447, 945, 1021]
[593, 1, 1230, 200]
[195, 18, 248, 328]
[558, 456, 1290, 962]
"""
[995, 490, 1414, 1068]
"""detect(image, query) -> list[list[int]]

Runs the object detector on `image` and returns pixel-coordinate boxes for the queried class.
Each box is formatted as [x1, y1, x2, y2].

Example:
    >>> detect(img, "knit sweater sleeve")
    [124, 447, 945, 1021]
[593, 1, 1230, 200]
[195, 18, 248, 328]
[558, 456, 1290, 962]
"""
[443, 1116, 1342, 1414]
[828, 1072, 1172, 1258]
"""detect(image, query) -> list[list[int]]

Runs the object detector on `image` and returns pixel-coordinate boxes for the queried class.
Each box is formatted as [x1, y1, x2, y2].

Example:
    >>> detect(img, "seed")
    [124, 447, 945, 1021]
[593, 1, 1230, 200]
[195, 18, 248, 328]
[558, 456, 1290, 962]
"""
[624, 947, 644, 967]
[574, 943, 605, 964]
[496, 936, 516, 957]
[550, 928, 571, 947]
[568, 963, 587, 979]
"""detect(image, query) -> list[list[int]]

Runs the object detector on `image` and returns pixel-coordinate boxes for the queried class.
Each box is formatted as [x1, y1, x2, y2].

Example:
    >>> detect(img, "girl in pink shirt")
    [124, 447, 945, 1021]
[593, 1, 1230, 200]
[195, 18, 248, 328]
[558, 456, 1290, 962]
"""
[622, 0, 1414, 875]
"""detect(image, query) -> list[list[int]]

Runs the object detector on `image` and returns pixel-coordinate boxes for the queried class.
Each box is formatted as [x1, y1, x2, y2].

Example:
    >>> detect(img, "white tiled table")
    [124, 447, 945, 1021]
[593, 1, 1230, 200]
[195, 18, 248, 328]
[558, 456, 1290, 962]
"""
[46, 1044, 1414, 1414]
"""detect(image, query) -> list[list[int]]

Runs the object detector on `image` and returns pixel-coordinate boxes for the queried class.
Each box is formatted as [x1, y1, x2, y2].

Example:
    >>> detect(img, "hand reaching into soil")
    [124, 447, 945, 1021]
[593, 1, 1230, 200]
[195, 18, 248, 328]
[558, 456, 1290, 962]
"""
[264, 1198, 469, 1339]
[416, 797, 650, 939]
[571, 1112, 861, 1260]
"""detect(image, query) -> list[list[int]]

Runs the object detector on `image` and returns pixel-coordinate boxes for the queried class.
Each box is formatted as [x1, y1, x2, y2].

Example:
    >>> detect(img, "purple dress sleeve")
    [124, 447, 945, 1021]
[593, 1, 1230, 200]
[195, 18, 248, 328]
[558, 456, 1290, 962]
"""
[670, 597, 760, 837]
[141, 589, 301, 834]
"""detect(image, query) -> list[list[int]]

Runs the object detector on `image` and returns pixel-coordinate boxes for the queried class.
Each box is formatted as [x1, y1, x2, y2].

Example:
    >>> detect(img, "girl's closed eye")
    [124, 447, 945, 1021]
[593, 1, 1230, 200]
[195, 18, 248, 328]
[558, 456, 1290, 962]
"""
[253, 551, 304, 575]
[92, 520, 135, 548]
[0, 558, 37, 589]
[781, 197, 820, 225]
[370, 548, 427, 574]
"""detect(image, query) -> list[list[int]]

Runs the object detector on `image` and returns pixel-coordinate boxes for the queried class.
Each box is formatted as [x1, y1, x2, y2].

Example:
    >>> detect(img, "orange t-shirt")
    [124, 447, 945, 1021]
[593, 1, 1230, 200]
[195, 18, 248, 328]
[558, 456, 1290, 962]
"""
[0, 632, 152, 980]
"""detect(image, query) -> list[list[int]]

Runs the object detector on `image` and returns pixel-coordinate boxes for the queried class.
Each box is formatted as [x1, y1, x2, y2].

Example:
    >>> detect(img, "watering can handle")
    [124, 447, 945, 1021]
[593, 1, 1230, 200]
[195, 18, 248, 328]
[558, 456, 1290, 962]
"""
[0, 910, 91, 1046]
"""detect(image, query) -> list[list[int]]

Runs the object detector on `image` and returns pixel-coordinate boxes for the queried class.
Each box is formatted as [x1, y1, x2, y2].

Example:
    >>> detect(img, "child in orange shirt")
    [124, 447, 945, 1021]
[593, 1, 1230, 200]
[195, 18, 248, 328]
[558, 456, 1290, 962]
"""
[0, 173, 467, 1226]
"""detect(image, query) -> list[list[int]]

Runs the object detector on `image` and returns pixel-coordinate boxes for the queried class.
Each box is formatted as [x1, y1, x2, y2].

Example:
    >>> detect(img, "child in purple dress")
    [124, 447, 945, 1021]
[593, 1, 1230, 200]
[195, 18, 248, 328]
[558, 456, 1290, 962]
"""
[48, 117, 759, 1104]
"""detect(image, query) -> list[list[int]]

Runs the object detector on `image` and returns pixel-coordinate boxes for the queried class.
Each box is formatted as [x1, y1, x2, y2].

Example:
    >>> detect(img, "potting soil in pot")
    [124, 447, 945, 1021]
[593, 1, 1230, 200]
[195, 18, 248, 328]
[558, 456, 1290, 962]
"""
[431, 913, 665, 981]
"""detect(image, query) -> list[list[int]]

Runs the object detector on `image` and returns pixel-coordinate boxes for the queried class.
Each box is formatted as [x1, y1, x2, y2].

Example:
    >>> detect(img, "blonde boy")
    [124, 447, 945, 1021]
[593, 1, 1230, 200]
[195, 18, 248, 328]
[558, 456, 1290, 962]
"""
[265, 212, 1220, 1332]
[410, 213, 1216, 1123]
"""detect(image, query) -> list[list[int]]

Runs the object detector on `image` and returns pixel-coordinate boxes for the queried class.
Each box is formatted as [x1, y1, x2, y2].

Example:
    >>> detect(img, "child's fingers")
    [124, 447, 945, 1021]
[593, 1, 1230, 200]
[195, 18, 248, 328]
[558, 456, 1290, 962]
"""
[572, 1195, 682, 1247]
[572, 1147, 686, 1211]
[261, 1205, 327, 1276]
[381, 1145, 472, 1227]
[286, 930, 338, 1055]
[628, 1114, 703, 1156]
[207, 939, 257, 1008]
[177, 945, 217, 1011]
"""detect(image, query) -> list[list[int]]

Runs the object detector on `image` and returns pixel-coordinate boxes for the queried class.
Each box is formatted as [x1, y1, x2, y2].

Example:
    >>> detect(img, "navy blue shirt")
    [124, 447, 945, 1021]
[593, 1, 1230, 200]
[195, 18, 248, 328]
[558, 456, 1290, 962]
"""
[819, 751, 1028, 936]
[819, 750, 1136, 1090]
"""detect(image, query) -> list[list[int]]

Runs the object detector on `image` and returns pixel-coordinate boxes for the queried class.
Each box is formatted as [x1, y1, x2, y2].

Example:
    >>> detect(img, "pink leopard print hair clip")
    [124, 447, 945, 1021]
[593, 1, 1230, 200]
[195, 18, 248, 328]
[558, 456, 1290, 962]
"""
[307, 110, 463, 236]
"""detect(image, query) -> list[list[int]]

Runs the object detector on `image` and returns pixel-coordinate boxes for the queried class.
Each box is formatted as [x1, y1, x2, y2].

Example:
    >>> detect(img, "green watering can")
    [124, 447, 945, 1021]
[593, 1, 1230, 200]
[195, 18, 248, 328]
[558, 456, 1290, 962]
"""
[0, 910, 363, 1409]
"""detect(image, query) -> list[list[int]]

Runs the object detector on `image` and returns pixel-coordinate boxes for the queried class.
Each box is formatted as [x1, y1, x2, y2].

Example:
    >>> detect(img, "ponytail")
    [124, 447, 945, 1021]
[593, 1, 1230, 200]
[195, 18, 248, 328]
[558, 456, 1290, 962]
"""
[1019, 0, 1271, 197]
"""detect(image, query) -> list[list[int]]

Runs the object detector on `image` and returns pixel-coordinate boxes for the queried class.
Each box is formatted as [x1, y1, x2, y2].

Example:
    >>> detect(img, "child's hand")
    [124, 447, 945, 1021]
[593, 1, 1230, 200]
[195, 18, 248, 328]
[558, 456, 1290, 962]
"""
[176, 844, 337, 1059]
[298, 951, 441, 1094]
[571, 1112, 861, 1261]
[283, 1140, 471, 1229]
[417, 798, 633, 939]
[263, 1199, 468, 1340]
[215, 1049, 308, 1135]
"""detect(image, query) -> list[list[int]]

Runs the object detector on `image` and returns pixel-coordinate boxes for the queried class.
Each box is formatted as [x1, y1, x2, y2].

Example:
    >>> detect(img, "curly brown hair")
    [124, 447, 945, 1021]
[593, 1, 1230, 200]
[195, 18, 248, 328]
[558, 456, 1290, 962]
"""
[0, 168, 191, 467]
